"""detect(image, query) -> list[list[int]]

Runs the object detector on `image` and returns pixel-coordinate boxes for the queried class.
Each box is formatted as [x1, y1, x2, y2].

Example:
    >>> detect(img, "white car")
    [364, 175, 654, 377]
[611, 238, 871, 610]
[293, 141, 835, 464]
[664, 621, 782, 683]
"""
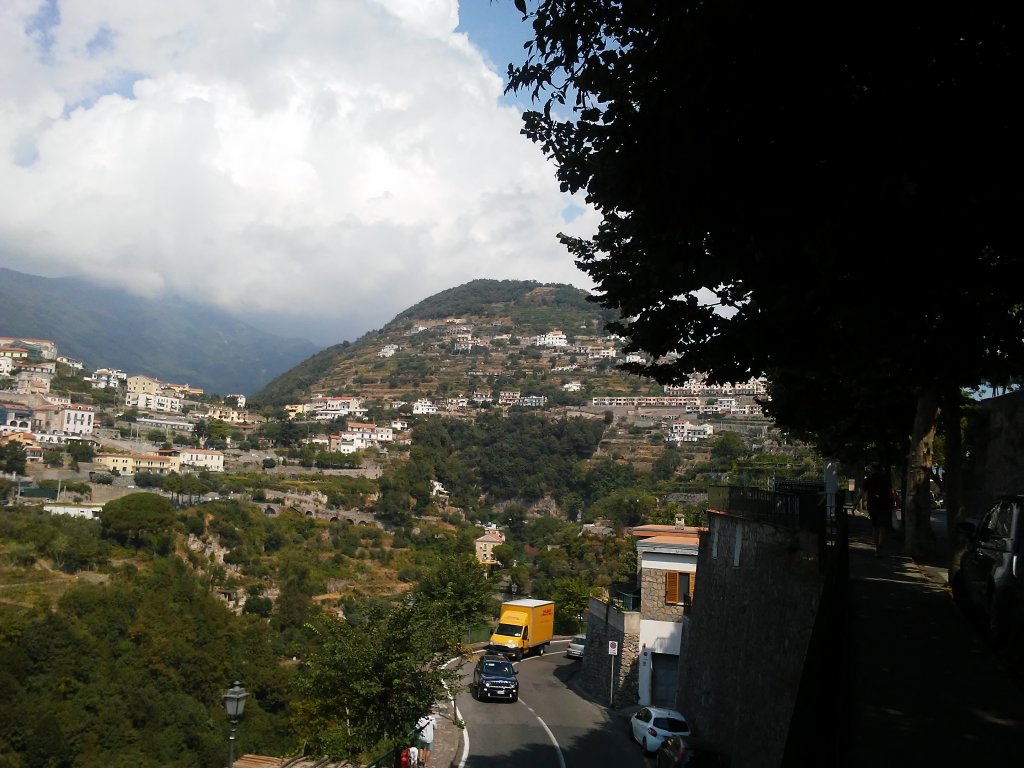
[565, 634, 587, 659]
[629, 706, 691, 754]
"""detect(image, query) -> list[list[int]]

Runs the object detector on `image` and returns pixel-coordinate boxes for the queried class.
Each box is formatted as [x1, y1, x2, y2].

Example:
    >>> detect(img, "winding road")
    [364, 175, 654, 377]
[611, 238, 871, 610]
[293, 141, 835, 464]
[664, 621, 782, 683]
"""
[455, 646, 651, 768]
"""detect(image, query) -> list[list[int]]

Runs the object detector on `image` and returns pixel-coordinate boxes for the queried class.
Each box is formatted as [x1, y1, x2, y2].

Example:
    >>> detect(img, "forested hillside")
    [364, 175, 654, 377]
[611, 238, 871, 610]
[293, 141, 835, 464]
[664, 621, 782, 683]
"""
[0, 267, 320, 395]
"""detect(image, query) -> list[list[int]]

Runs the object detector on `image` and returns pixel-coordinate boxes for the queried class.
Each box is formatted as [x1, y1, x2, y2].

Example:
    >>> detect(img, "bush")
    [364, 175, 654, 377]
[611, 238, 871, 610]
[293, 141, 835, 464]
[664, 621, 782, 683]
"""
[183, 516, 205, 537]
[244, 596, 273, 617]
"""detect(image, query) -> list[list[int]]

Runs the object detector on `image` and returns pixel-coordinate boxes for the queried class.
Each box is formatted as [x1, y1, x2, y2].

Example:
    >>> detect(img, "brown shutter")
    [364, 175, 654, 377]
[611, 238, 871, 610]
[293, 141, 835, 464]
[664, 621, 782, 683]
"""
[665, 572, 679, 604]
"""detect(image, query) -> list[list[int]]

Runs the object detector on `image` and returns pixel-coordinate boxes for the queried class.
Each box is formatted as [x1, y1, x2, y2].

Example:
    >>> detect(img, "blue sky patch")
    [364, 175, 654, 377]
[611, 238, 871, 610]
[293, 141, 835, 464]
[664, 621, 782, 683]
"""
[25, 0, 60, 63]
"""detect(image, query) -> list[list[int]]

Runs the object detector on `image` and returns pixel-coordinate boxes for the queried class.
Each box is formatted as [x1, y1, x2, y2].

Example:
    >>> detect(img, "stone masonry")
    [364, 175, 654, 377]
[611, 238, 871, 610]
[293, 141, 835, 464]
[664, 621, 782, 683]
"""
[578, 595, 641, 709]
[678, 512, 822, 768]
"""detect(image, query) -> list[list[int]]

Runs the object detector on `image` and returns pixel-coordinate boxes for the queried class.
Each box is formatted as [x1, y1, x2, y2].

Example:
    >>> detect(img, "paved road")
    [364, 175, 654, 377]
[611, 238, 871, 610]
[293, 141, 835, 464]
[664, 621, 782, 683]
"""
[454, 646, 645, 768]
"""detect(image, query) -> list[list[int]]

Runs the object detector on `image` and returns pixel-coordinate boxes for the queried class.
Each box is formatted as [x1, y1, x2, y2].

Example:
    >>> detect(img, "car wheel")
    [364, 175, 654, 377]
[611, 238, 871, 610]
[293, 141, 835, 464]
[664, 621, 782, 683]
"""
[511, 693, 518, 703]
[642, 737, 651, 755]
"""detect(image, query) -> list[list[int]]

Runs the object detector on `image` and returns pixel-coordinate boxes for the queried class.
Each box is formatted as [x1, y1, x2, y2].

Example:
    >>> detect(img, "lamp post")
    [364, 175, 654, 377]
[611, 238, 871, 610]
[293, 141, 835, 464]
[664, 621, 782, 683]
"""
[223, 681, 248, 768]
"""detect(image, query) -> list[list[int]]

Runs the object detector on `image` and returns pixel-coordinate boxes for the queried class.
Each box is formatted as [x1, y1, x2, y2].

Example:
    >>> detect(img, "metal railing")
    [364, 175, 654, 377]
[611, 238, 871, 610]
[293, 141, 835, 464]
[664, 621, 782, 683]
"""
[712, 484, 840, 545]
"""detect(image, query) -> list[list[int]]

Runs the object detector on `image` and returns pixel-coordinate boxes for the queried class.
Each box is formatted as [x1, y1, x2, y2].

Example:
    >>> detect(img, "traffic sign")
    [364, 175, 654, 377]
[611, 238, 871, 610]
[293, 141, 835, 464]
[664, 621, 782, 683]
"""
[608, 640, 619, 655]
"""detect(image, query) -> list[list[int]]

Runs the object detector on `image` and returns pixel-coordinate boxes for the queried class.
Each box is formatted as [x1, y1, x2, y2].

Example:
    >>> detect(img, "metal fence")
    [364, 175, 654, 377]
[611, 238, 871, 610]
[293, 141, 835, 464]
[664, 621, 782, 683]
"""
[712, 484, 839, 543]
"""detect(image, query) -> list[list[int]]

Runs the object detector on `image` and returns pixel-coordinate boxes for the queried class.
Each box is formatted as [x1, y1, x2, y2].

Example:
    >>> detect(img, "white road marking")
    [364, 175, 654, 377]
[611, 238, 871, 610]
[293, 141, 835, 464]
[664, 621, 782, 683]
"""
[454, 649, 569, 768]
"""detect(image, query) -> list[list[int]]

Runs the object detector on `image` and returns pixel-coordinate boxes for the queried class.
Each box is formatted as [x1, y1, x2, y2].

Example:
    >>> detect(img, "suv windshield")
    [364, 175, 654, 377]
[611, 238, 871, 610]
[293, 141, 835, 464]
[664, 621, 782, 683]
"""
[482, 661, 514, 676]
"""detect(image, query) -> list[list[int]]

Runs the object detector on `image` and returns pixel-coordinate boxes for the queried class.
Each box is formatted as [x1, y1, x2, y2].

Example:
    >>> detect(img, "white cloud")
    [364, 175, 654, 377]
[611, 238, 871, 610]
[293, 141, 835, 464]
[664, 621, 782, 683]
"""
[0, 0, 597, 345]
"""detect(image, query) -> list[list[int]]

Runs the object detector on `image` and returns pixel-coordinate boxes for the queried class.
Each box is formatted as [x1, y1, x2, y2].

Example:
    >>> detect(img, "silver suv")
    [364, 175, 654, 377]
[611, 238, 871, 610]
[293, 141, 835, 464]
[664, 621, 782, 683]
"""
[952, 494, 1023, 645]
[565, 634, 586, 659]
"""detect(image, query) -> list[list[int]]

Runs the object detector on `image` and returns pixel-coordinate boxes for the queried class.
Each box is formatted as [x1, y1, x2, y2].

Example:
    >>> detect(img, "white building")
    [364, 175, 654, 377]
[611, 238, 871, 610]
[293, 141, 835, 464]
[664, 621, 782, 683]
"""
[632, 526, 700, 707]
[517, 395, 547, 407]
[533, 329, 569, 347]
[125, 391, 183, 413]
[57, 404, 95, 435]
[56, 355, 84, 370]
[344, 422, 394, 443]
[307, 395, 367, 421]
[666, 420, 714, 443]
[89, 368, 128, 389]
[412, 399, 438, 415]
[177, 448, 225, 472]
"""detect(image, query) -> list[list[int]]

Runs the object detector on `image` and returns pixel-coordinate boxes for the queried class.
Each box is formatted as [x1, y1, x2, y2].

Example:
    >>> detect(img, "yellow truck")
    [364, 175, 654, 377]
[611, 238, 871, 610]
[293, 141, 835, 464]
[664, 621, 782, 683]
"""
[487, 598, 555, 660]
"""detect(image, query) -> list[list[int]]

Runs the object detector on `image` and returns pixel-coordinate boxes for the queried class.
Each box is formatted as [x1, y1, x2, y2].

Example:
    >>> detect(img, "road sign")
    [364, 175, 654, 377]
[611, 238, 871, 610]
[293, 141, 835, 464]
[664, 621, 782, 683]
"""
[608, 640, 619, 655]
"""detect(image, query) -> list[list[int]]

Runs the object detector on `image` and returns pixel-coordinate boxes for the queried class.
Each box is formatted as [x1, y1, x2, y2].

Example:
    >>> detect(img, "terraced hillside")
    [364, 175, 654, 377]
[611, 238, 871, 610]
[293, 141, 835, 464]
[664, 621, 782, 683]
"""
[253, 279, 661, 407]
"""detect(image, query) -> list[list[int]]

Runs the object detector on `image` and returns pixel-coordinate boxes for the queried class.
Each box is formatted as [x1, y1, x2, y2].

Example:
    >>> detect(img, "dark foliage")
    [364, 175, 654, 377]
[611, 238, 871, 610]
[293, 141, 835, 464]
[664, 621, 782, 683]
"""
[508, 1, 1024, 466]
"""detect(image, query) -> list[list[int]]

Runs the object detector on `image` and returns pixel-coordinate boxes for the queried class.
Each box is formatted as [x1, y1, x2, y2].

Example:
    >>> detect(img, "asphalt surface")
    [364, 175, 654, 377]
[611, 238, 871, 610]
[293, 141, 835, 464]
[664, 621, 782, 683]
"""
[842, 510, 1024, 767]
[433, 512, 1024, 768]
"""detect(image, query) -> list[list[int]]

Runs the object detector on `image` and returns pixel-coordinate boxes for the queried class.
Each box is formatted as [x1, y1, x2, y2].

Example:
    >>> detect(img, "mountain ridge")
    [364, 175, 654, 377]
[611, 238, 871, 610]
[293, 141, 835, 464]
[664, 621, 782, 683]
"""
[0, 267, 321, 395]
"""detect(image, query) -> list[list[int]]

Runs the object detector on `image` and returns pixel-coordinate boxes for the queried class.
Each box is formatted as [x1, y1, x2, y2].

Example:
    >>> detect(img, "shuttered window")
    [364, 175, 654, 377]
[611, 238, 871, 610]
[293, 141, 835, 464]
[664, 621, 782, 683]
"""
[665, 572, 694, 605]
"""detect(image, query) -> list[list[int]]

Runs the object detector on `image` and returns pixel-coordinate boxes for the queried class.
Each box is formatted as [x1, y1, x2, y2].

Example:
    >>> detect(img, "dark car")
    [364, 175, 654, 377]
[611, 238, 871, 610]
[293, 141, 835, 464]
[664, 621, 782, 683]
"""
[952, 494, 1024, 645]
[472, 654, 519, 702]
[656, 735, 722, 768]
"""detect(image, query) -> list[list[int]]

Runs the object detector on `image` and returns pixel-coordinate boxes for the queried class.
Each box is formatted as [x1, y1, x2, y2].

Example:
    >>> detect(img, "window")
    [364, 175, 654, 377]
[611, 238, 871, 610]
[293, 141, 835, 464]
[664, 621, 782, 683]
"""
[983, 501, 1014, 540]
[665, 571, 694, 605]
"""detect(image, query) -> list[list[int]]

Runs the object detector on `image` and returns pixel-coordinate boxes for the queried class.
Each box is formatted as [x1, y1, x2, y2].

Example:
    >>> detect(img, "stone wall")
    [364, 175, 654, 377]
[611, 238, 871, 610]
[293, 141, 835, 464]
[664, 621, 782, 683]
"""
[578, 596, 641, 709]
[678, 512, 822, 768]
[639, 566, 687, 622]
[966, 390, 1024, 507]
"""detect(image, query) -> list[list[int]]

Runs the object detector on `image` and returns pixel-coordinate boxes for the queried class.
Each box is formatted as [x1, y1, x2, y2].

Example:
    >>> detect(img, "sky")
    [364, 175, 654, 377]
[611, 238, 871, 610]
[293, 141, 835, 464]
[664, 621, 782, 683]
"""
[0, 0, 598, 346]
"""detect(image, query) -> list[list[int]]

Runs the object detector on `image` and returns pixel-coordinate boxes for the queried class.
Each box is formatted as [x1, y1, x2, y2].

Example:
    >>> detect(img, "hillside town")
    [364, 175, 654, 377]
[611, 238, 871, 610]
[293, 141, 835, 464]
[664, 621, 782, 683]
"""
[0, 324, 771, 481]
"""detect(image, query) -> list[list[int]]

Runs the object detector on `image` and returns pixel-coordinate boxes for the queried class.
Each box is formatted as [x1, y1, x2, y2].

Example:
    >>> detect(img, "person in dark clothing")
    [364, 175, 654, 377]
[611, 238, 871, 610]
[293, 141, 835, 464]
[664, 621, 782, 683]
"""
[858, 463, 895, 556]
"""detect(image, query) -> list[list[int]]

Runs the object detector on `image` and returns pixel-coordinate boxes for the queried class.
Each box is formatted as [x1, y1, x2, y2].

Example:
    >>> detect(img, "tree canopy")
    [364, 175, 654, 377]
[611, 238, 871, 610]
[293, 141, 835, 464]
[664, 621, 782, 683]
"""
[100, 492, 177, 546]
[508, 0, 1024, 555]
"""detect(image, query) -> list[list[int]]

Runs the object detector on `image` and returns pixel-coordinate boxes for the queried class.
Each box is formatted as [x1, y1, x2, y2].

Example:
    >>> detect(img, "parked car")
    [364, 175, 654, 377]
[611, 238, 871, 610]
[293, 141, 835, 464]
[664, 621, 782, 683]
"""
[472, 654, 519, 702]
[656, 735, 722, 768]
[952, 494, 1024, 645]
[565, 634, 587, 659]
[629, 706, 691, 754]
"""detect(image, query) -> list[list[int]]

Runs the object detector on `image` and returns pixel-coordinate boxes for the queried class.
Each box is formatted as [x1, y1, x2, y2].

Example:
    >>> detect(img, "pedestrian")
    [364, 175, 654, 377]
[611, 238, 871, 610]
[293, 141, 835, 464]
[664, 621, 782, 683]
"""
[857, 463, 895, 557]
[406, 743, 418, 768]
[415, 711, 436, 767]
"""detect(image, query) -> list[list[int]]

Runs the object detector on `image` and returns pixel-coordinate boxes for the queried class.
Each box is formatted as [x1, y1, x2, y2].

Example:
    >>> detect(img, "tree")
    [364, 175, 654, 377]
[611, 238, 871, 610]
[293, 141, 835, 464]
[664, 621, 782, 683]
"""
[508, 1, 1024, 561]
[549, 576, 597, 634]
[413, 554, 498, 630]
[100, 493, 176, 545]
[1, 442, 27, 475]
[292, 600, 464, 760]
[42, 449, 64, 467]
[68, 441, 95, 463]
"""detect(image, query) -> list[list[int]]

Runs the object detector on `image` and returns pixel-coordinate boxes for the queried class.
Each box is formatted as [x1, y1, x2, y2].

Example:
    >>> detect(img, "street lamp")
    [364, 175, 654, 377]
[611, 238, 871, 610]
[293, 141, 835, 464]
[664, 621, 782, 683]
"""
[223, 681, 248, 768]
